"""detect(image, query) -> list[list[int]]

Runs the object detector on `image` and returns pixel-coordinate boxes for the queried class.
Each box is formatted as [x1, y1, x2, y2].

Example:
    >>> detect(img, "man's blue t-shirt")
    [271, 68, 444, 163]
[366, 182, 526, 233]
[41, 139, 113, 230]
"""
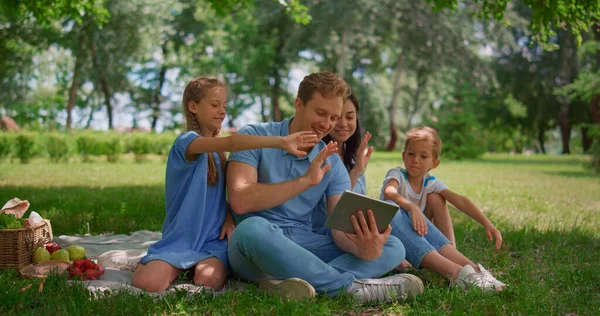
[228, 118, 351, 230]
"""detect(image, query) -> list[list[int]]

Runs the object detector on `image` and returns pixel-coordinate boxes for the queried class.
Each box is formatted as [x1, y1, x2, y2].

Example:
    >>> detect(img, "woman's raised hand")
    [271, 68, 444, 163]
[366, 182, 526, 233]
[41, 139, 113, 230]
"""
[282, 131, 319, 157]
[353, 131, 374, 175]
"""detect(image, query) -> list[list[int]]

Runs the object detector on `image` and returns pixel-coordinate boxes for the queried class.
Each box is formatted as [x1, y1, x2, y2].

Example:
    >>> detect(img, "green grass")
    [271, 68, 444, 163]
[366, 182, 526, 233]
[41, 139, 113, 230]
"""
[1, 153, 599, 315]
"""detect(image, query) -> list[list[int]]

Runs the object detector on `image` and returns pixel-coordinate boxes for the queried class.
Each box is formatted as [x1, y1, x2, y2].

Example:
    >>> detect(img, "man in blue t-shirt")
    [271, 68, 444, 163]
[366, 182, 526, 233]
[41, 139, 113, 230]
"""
[226, 72, 424, 303]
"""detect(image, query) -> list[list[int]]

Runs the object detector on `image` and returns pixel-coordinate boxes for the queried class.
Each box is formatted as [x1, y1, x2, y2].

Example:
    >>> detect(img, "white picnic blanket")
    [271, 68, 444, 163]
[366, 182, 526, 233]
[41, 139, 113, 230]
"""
[53, 231, 246, 297]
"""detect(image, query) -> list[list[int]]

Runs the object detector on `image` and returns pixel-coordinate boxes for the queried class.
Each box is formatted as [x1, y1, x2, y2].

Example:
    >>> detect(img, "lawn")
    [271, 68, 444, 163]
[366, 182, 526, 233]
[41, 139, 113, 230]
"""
[1, 153, 599, 315]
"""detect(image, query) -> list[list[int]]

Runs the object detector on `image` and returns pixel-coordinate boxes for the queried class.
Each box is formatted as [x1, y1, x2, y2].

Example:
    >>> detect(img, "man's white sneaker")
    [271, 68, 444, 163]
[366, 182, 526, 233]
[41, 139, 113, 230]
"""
[453, 264, 506, 292]
[258, 278, 316, 301]
[348, 274, 424, 303]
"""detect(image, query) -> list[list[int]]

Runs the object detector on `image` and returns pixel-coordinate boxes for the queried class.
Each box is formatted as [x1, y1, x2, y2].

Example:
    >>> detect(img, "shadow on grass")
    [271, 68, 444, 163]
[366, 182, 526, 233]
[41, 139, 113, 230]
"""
[543, 170, 600, 180]
[0, 185, 166, 235]
[1, 223, 598, 315]
[407, 223, 600, 315]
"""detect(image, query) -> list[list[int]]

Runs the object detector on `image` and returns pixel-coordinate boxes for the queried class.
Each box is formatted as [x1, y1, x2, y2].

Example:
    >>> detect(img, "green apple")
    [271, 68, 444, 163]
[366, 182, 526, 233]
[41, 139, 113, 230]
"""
[32, 247, 51, 262]
[50, 249, 70, 262]
[67, 245, 86, 260]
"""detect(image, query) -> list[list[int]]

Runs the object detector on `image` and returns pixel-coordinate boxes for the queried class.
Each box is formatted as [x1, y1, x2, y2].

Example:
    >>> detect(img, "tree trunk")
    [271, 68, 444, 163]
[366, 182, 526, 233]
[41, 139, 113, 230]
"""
[406, 67, 427, 131]
[272, 71, 283, 122]
[66, 31, 86, 130]
[537, 127, 546, 154]
[89, 34, 113, 130]
[582, 126, 593, 152]
[151, 43, 168, 132]
[336, 30, 348, 79]
[227, 94, 239, 128]
[85, 98, 97, 129]
[259, 95, 268, 122]
[592, 22, 600, 124]
[269, 17, 287, 123]
[592, 95, 600, 123]
[558, 107, 571, 154]
[557, 30, 576, 154]
[386, 52, 405, 151]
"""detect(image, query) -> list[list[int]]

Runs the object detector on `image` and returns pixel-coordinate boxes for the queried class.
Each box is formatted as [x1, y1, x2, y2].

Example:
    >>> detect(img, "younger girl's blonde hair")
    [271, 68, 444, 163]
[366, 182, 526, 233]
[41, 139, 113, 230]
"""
[182, 77, 227, 185]
[404, 126, 443, 159]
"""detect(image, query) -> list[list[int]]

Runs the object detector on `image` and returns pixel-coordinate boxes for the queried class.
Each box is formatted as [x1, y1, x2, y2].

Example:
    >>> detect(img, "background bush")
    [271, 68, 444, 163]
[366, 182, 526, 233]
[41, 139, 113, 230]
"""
[15, 132, 41, 164]
[128, 133, 154, 163]
[46, 133, 74, 163]
[586, 123, 600, 174]
[76, 133, 106, 162]
[0, 133, 16, 160]
[103, 134, 123, 163]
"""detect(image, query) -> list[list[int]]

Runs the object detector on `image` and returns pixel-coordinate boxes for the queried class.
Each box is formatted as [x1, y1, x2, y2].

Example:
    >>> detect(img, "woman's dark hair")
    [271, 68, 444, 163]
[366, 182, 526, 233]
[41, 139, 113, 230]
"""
[323, 92, 361, 171]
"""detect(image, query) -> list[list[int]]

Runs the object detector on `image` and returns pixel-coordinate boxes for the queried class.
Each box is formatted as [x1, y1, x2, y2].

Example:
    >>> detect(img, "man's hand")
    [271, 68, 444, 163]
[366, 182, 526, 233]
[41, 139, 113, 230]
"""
[303, 141, 338, 186]
[344, 209, 391, 261]
[281, 131, 319, 157]
[408, 206, 427, 236]
[485, 224, 503, 250]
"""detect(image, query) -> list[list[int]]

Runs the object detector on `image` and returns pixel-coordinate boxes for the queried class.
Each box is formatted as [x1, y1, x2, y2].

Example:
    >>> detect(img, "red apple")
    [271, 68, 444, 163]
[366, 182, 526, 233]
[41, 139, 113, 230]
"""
[44, 242, 61, 254]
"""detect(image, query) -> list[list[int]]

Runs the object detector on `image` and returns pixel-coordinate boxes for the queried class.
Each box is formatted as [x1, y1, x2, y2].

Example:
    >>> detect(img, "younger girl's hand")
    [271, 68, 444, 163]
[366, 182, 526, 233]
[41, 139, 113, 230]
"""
[282, 131, 319, 157]
[219, 211, 236, 242]
[485, 225, 503, 250]
[408, 206, 427, 236]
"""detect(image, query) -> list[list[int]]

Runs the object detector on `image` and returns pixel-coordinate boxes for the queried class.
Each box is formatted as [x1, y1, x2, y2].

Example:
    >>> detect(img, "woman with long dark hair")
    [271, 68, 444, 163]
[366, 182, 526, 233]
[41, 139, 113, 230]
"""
[312, 92, 373, 235]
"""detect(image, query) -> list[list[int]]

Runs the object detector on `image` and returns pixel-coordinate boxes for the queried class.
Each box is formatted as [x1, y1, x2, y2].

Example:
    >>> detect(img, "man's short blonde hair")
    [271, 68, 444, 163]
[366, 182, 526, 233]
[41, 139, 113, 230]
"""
[297, 72, 351, 104]
[404, 126, 443, 159]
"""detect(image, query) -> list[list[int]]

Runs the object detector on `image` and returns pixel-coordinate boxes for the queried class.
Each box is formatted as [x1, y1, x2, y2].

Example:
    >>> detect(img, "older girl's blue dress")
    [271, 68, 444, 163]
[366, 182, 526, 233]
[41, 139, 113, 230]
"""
[139, 131, 228, 270]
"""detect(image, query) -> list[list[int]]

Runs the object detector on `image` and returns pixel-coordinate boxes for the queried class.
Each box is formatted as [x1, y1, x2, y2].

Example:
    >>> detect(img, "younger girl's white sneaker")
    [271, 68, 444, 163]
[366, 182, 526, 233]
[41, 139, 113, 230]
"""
[453, 264, 506, 292]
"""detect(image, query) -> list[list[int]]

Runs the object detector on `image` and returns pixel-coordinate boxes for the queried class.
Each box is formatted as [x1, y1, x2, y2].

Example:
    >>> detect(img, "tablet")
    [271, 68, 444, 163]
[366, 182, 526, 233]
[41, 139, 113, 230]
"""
[325, 190, 400, 234]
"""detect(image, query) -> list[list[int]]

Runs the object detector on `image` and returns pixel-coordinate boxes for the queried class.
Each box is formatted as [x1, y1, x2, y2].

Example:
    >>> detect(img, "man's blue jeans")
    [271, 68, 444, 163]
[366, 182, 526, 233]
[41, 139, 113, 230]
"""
[228, 216, 405, 296]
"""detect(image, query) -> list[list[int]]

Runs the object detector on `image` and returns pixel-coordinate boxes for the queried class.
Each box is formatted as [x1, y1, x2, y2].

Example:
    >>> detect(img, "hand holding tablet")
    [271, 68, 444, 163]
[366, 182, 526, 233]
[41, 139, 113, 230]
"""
[325, 190, 400, 234]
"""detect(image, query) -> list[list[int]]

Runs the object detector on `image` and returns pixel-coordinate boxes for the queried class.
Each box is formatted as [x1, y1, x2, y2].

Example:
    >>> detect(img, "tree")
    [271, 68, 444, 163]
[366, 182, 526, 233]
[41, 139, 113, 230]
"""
[206, 0, 600, 49]
[0, 0, 108, 25]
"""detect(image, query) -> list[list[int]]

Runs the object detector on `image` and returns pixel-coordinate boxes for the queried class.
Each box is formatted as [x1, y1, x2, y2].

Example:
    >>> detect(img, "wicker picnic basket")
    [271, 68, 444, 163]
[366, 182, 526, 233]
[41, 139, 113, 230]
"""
[0, 219, 53, 269]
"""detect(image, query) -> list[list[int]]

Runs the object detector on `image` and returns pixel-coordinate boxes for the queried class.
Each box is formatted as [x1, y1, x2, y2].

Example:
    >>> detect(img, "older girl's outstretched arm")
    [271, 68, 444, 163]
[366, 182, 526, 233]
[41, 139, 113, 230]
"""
[184, 131, 318, 162]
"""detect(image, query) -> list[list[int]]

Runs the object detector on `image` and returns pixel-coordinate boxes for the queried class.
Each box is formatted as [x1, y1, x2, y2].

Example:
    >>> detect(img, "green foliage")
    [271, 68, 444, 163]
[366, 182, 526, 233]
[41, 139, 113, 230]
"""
[483, 128, 532, 153]
[429, 0, 600, 49]
[46, 133, 74, 163]
[153, 133, 176, 156]
[0, 133, 16, 160]
[586, 124, 600, 174]
[1, 0, 109, 25]
[503, 93, 528, 119]
[206, 0, 311, 25]
[76, 133, 104, 162]
[128, 133, 153, 163]
[434, 108, 486, 160]
[15, 132, 40, 164]
[428, 83, 486, 160]
[103, 135, 123, 163]
[556, 69, 600, 104]
[0, 213, 23, 229]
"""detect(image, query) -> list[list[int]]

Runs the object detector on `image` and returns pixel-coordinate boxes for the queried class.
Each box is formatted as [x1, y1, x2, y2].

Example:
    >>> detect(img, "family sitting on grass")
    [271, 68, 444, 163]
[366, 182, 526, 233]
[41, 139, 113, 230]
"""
[131, 72, 506, 303]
